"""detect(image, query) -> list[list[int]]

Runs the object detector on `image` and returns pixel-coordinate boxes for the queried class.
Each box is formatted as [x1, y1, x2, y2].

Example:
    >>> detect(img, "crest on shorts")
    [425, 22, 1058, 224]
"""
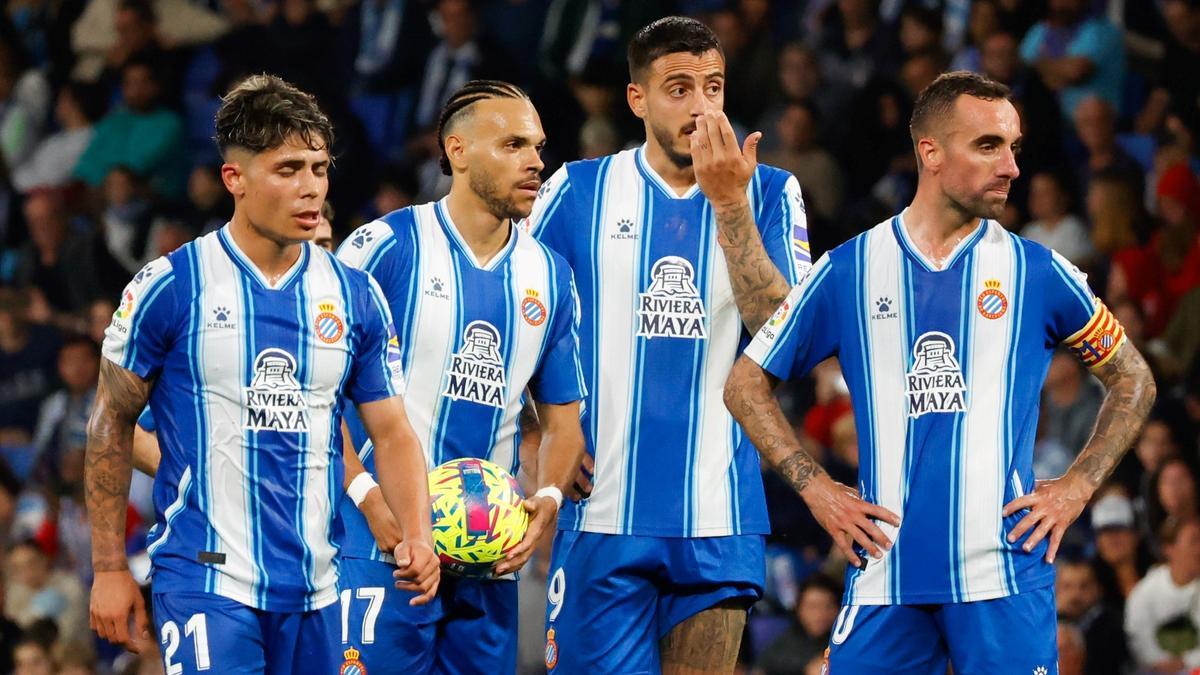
[339, 646, 366, 675]
[544, 628, 559, 669]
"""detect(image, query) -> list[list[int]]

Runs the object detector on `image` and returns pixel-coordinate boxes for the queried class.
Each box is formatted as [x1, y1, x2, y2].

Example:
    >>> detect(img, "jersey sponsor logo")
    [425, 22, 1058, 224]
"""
[340, 646, 366, 675]
[976, 279, 1008, 320]
[206, 305, 236, 330]
[871, 296, 897, 321]
[314, 301, 345, 344]
[521, 290, 547, 326]
[244, 348, 310, 432]
[425, 276, 451, 301]
[611, 217, 638, 241]
[637, 256, 707, 340]
[906, 331, 967, 418]
[443, 320, 507, 408]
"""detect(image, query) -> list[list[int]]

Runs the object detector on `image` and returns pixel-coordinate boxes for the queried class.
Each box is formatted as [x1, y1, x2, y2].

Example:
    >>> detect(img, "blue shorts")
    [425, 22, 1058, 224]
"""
[339, 556, 517, 675]
[151, 590, 340, 675]
[827, 586, 1058, 674]
[544, 530, 765, 675]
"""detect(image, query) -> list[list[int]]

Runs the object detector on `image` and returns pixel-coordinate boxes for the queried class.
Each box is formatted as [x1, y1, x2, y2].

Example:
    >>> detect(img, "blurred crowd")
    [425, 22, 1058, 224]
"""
[1, 0, 1199, 673]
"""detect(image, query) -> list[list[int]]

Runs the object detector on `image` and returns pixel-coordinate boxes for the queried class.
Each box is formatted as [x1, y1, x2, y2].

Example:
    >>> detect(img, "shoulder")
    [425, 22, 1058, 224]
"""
[338, 208, 417, 268]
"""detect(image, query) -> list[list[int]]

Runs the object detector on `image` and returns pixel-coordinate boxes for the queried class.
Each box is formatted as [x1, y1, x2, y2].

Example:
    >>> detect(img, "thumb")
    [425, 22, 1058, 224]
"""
[522, 497, 540, 513]
[742, 131, 762, 165]
[393, 540, 411, 566]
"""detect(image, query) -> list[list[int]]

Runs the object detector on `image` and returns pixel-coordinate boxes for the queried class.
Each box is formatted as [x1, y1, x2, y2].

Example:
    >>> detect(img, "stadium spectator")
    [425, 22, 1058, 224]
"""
[98, 166, 154, 275]
[1021, 170, 1095, 267]
[0, 43, 52, 176]
[757, 574, 841, 675]
[0, 567, 21, 674]
[72, 57, 186, 200]
[1019, 0, 1125, 119]
[92, 0, 184, 101]
[83, 299, 113, 347]
[814, 0, 901, 92]
[537, 0, 670, 83]
[708, 7, 775, 127]
[1056, 557, 1130, 675]
[11, 633, 54, 675]
[365, 163, 419, 222]
[10, 82, 103, 194]
[11, 191, 97, 314]
[1146, 458, 1200, 546]
[1072, 97, 1142, 192]
[412, 0, 512, 131]
[578, 115, 622, 160]
[949, 0, 1000, 73]
[1039, 350, 1104, 459]
[0, 289, 61, 444]
[181, 164, 230, 236]
[30, 335, 97, 489]
[979, 30, 1063, 178]
[898, 6, 944, 59]
[1137, 0, 1200, 141]
[1057, 619, 1086, 675]
[338, 0, 434, 94]
[69, 0, 226, 83]
[313, 200, 334, 251]
[1147, 287, 1200, 381]
[3, 541, 88, 647]
[761, 101, 844, 224]
[1125, 516, 1200, 672]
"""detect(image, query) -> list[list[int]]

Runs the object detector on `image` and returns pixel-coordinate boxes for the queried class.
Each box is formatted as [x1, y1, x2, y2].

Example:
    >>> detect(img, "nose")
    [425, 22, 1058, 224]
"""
[688, 88, 716, 117]
[526, 147, 544, 175]
[299, 166, 322, 199]
[999, 147, 1020, 181]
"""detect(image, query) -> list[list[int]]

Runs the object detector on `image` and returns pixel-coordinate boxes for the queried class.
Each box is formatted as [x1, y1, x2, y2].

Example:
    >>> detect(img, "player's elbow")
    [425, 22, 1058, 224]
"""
[723, 357, 757, 420]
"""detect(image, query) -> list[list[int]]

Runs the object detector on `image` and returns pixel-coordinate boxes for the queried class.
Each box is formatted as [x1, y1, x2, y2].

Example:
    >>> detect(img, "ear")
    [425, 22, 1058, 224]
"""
[221, 162, 244, 198]
[627, 82, 647, 120]
[916, 136, 941, 173]
[445, 133, 467, 174]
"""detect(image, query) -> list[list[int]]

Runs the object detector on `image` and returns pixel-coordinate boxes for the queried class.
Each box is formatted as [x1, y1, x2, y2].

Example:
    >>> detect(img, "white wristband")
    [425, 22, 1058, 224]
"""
[348, 473, 378, 508]
[534, 486, 563, 511]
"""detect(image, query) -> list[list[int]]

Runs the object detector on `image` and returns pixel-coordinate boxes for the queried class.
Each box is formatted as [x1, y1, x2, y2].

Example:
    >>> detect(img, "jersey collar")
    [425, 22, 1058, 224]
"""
[635, 144, 702, 201]
[217, 224, 310, 291]
[434, 198, 517, 272]
[892, 210, 988, 273]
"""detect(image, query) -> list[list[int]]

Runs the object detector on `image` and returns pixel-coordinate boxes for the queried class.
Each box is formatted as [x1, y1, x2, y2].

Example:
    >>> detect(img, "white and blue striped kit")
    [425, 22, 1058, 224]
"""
[524, 145, 812, 538]
[102, 226, 404, 612]
[335, 199, 586, 563]
[746, 213, 1120, 605]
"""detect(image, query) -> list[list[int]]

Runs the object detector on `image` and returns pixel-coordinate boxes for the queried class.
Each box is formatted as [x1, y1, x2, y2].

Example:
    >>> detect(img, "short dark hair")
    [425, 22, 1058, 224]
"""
[214, 74, 334, 158]
[909, 71, 1011, 142]
[797, 573, 842, 601]
[627, 16, 723, 83]
[60, 333, 101, 359]
[1160, 515, 1200, 547]
[117, 0, 156, 24]
[435, 79, 530, 176]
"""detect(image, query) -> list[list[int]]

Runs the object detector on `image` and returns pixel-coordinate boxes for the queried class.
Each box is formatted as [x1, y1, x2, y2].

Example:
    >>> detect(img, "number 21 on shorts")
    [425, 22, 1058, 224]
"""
[161, 613, 211, 674]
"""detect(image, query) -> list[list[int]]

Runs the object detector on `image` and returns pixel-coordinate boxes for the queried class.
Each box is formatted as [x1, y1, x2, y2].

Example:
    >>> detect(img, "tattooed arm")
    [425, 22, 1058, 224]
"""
[724, 355, 900, 566]
[1004, 343, 1156, 562]
[86, 358, 153, 652]
[714, 201, 794, 335]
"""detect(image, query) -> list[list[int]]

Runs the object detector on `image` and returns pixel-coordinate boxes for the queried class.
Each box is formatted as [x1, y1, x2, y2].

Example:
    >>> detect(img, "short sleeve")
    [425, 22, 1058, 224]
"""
[744, 253, 839, 381]
[761, 174, 813, 284]
[528, 261, 586, 404]
[346, 274, 407, 404]
[137, 406, 156, 432]
[1067, 21, 1117, 62]
[1044, 250, 1126, 369]
[336, 218, 412, 318]
[522, 164, 572, 256]
[102, 257, 179, 379]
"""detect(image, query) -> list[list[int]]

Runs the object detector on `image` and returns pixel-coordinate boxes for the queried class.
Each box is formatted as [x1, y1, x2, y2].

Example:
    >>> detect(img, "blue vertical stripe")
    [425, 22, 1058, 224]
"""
[620, 180, 654, 533]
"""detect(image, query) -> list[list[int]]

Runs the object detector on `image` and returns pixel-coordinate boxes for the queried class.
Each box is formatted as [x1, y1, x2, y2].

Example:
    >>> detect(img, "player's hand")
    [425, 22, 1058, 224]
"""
[90, 569, 151, 654]
[566, 452, 593, 501]
[1003, 472, 1093, 564]
[801, 474, 900, 567]
[393, 539, 440, 606]
[493, 494, 558, 576]
[692, 111, 761, 208]
[360, 488, 403, 554]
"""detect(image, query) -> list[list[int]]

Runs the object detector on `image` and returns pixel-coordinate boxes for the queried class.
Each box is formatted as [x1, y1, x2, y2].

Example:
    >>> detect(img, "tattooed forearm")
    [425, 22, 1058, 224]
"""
[714, 201, 792, 335]
[86, 359, 152, 571]
[724, 356, 827, 494]
[1068, 343, 1156, 489]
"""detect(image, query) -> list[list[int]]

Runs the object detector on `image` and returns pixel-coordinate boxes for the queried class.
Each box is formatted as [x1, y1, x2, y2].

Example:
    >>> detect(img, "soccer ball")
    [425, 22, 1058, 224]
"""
[428, 458, 528, 576]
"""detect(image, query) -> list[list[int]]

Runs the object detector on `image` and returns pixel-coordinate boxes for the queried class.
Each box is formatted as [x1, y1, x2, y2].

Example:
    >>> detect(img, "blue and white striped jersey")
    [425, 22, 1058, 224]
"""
[102, 226, 405, 612]
[746, 213, 1126, 605]
[523, 145, 811, 538]
[336, 199, 585, 562]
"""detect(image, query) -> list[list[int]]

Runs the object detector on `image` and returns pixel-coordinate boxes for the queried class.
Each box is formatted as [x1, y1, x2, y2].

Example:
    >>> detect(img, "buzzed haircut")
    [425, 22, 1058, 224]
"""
[214, 74, 334, 158]
[909, 71, 1012, 143]
[435, 79, 530, 176]
[627, 16, 723, 83]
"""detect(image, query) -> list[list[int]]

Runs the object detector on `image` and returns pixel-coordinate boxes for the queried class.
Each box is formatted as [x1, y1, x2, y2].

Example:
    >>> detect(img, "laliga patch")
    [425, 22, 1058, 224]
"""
[314, 301, 344, 344]
[544, 628, 559, 669]
[1064, 300, 1126, 369]
[976, 279, 1008, 320]
[339, 646, 366, 675]
[521, 289, 547, 326]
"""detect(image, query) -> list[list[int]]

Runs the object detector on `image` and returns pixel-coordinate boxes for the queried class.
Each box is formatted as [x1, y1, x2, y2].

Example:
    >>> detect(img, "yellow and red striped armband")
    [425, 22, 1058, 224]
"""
[1063, 299, 1127, 369]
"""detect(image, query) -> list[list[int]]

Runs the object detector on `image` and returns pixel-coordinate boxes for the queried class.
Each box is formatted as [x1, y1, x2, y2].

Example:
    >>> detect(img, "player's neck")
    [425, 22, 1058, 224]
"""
[904, 189, 983, 269]
[227, 216, 303, 286]
[445, 188, 511, 267]
[644, 139, 696, 196]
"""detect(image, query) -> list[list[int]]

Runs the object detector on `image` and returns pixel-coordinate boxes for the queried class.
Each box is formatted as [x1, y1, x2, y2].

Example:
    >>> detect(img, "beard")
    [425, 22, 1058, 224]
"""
[650, 119, 694, 169]
[469, 169, 527, 221]
[949, 187, 1008, 221]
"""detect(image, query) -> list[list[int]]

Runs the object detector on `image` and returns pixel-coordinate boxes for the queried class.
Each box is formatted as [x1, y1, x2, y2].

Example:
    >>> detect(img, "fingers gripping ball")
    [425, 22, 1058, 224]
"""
[429, 458, 528, 576]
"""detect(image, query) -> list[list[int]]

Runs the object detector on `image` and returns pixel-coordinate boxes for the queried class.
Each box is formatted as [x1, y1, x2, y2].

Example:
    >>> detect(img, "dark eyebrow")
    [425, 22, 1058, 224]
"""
[274, 158, 306, 170]
[971, 134, 1005, 147]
